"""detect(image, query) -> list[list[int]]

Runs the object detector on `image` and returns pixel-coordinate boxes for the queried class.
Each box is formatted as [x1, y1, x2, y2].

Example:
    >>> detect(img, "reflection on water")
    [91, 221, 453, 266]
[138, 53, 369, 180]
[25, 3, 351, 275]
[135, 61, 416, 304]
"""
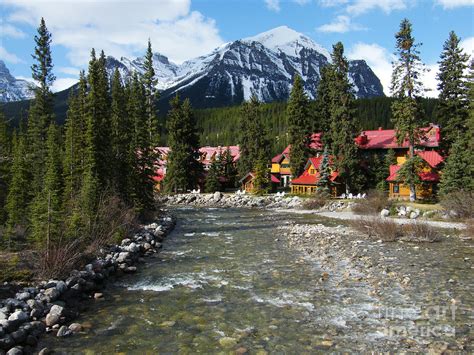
[40, 207, 473, 353]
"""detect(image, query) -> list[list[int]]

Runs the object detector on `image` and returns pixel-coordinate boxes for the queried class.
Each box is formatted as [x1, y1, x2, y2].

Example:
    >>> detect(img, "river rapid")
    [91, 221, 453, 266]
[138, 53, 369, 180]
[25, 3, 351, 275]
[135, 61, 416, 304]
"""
[40, 207, 473, 353]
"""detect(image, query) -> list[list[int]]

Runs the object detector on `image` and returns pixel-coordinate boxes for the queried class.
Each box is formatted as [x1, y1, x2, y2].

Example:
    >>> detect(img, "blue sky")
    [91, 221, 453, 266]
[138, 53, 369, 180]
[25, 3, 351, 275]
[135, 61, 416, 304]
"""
[1, 0, 473, 96]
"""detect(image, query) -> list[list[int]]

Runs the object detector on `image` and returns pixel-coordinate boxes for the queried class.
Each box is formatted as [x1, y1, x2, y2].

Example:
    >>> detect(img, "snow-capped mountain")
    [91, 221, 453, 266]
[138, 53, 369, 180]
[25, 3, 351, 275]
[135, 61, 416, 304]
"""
[106, 26, 384, 107]
[0, 60, 35, 103]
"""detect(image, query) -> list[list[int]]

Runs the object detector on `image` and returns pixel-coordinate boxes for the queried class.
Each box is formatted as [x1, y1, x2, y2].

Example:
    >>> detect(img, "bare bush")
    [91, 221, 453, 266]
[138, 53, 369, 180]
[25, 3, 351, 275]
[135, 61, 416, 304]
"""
[464, 219, 474, 239]
[37, 194, 138, 279]
[352, 190, 392, 215]
[402, 222, 441, 242]
[302, 190, 330, 210]
[350, 217, 401, 242]
[440, 190, 474, 219]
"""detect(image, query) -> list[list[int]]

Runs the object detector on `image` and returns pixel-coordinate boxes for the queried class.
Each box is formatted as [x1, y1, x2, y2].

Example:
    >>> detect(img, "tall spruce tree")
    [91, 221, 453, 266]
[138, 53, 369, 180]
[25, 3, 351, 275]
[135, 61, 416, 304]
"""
[316, 147, 331, 193]
[437, 31, 470, 152]
[221, 147, 238, 188]
[142, 39, 159, 144]
[328, 42, 361, 193]
[439, 136, 471, 195]
[164, 95, 201, 193]
[30, 124, 63, 249]
[27, 18, 56, 196]
[314, 65, 335, 145]
[467, 59, 474, 191]
[253, 156, 270, 195]
[287, 75, 311, 178]
[0, 111, 11, 224]
[205, 155, 221, 193]
[237, 95, 270, 181]
[390, 19, 426, 201]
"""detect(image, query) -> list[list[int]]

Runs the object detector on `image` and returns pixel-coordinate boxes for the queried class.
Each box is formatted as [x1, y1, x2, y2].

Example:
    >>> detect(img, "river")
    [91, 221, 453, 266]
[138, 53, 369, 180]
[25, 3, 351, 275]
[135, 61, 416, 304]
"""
[40, 207, 473, 353]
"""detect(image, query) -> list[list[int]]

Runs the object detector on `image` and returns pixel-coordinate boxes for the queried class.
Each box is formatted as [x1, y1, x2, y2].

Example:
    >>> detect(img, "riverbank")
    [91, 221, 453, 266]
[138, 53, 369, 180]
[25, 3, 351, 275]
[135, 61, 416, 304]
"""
[0, 212, 175, 355]
[281, 221, 473, 352]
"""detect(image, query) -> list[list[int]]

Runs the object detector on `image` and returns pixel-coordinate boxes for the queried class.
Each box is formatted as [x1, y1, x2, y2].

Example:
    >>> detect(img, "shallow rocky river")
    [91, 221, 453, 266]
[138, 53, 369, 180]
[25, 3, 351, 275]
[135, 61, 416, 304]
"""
[40, 207, 473, 353]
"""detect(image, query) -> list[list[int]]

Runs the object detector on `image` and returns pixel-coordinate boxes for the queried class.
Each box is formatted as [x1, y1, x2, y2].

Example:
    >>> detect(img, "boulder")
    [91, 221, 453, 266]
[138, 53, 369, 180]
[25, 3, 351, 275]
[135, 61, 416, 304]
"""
[15, 292, 31, 302]
[116, 252, 130, 263]
[45, 305, 64, 327]
[68, 323, 82, 333]
[0, 335, 15, 351]
[409, 211, 419, 219]
[8, 311, 28, 323]
[10, 328, 27, 343]
[56, 325, 71, 337]
[6, 346, 23, 355]
[380, 209, 390, 218]
[213, 191, 223, 201]
[55, 281, 67, 294]
[43, 288, 60, 302]
[125, 242, 139, 253]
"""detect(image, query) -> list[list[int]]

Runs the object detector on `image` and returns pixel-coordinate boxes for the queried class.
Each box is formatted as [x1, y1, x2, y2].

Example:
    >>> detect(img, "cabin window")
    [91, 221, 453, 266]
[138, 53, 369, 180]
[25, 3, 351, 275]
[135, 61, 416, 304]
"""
[281, 164, 290, 168]
[393, 184, 399, 194]
[309, 169, 315, 175]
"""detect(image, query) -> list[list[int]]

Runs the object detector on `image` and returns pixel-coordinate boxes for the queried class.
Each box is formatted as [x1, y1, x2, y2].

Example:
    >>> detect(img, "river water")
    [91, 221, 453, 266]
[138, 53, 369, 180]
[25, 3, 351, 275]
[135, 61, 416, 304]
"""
[41, 207, 473, 353]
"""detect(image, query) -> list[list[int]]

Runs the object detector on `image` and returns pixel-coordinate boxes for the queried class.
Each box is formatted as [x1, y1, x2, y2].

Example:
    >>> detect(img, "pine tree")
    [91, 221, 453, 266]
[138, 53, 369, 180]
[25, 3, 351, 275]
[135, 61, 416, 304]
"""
[328, 42, 361, 193]
[253, 157, 270, 195]
[27, 18, 56, 196]
[221, 147, 238, 188]
[316, 147, 331, 193]
[377, 149, 396, 191]
[205, 155, 221, 193]
[142, 39, 159, 144]
[437, 31, 470, 152]
[30, 124, 63, 249]
[237, 95, 270, 184]
[164, 95, 201, 193]
[466, 59, 474, 191]
[390, 19, 426, 201]
[439, 136, 471, 195]
[314, 65, 335, 145]
[5, 130, 29, 246]
[287, 75, 311, 178]
[0, 111, 11, 224]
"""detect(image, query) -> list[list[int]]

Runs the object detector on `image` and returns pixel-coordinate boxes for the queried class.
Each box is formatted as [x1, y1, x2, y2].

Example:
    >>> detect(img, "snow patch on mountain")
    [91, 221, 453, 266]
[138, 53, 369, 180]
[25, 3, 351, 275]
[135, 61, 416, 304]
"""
[0, 60, 35, 103]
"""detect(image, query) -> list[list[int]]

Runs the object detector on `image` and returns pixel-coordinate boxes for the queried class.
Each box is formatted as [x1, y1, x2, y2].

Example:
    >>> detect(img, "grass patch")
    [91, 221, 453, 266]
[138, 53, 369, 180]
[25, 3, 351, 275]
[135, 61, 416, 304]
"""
[301, 191, 330, 210]
[0, 253, 34, 283]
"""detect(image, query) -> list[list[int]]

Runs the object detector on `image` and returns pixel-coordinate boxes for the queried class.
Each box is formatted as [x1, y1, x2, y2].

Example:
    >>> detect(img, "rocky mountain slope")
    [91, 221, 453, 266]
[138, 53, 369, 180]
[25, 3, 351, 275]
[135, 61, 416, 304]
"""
[0, 60, 35, 103]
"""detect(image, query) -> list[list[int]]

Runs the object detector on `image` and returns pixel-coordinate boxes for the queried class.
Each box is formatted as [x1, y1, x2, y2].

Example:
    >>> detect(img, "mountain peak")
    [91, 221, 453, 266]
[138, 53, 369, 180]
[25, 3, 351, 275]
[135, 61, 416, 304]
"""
[243, 26, 330, 59]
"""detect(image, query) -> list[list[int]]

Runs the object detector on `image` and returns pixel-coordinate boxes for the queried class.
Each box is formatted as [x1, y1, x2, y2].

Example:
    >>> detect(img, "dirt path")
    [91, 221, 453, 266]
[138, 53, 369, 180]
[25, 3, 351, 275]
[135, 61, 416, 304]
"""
[276, 209, 467, 230]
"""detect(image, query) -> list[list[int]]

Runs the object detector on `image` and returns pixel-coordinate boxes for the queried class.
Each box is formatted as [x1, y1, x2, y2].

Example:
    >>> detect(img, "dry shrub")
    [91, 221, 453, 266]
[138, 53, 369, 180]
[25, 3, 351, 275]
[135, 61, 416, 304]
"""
[440, 190, 474, 219]
[402, 222, 441, 242]
[352, 190, 392, 215]
[302, 190, 330, 210]
[37, 194, 138, 279]
[350, 217, 401, 242]
[464, 219, 474, 239]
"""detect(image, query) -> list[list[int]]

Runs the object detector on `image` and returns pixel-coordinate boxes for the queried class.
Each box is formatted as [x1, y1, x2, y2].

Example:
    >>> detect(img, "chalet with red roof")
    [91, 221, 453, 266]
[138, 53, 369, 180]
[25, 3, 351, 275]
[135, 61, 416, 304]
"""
[290, 156, 340, 196]
[239, 172, 280, 193]
[386, 150, 444, 199]
[271, 133, 323, 187]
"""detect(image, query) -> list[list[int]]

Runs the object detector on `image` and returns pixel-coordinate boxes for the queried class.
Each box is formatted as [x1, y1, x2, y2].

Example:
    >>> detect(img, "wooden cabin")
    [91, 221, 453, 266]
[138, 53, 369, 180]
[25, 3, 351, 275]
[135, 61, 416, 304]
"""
[386, 150, 444, 199]
[239, 172, 279, 193]
[290, 157, 340, 196]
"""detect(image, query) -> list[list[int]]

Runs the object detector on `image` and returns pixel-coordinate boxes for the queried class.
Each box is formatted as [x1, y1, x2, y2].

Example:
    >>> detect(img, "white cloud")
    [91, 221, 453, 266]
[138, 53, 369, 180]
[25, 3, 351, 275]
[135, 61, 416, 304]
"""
[346, 0, 407, 15]
[0, 23, 26, 38]
[348, 42, 439, 97]
[0, 46, 25, 64]
[3, 0, 223, 66]
[52, 77, 79, 92]
[58, 66, 81, 76]
[319, 0, 349, 6]
[293, 0, 311, 5]
[265, 0, 281, 11]
[317, 15, 366, 33]
[435, 0, 473, 9]
[460, 36, 474, 57]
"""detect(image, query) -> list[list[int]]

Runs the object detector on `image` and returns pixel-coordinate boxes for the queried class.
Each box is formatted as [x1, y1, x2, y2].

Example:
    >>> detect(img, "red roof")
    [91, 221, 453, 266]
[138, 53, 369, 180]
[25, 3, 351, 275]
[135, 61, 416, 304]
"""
[386, 164, 440, 182]
[271, 174, 280, 183]
[356, 125, 440, 149]
[271, 133, 323, 163]
[291, 171, 339, 185]
[416, 150, 444, 168]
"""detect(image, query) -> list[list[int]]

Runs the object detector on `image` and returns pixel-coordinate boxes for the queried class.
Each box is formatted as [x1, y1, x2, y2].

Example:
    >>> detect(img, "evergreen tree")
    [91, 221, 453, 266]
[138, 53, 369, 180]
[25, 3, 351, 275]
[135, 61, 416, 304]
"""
[314, 65, 335, 144]
[27, 18, 56, 196]
[390, 19, 426, 201]
[328, 42, 361, 193]
[437, 31, 470, 152]
[287, 75, 311, 178]
[205, 155, 221, 193]
[439, 136, 471, 195]
[467, 59, 474, 191]
[221, 147, 238, 188]
[378, 149, 396, 191]
[5, 131, 29, 246]
[164, 95, 201, 193]
[252, 157, 270, 195]
[30, 124, 63, 249]
[316, 147, 331, 193]
[0, 111, 11, 224]
[142, 39, 159, 144]
[238, 95, 262, 177]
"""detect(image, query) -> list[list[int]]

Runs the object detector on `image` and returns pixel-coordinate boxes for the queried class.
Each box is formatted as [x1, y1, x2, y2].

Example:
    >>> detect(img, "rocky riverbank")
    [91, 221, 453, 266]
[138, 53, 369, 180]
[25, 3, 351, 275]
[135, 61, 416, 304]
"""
[0, 213, 175, 355]
[281, 222, 473, 352]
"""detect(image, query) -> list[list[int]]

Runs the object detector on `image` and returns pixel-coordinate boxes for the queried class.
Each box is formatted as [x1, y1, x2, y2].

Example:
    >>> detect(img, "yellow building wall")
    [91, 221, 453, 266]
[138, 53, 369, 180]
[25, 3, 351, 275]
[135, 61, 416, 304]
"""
[396, 155, 407, 165]
[271, 163, 280, 173]
[389, 182, 433, 199]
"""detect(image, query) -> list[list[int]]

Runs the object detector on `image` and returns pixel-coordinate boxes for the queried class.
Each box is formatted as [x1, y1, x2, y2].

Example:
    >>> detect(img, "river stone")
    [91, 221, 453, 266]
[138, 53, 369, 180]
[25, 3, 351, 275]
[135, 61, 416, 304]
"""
[56, 325, 71, 337]
[125, 242, 139, 253]
[45, 305, 64, 327]
[68, 323, 82, 333]
[10, 328, 27, 343]
[116, 252, 130, 263]
[213, 191, 223, 201]
[8, 310, 28, 323]
[44, 287, 60, 302]
[380, 209, 390, 217]
[55, 281, 67, 294]
[94, 293, 103, 299]
[0, 335, 15, 351]
[218, 337, 237, 348]
[38, 348, 52, 355]
[15, 292, 30, 302]
[0, 311, 6, 320]
[6, 346, 23, 355]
